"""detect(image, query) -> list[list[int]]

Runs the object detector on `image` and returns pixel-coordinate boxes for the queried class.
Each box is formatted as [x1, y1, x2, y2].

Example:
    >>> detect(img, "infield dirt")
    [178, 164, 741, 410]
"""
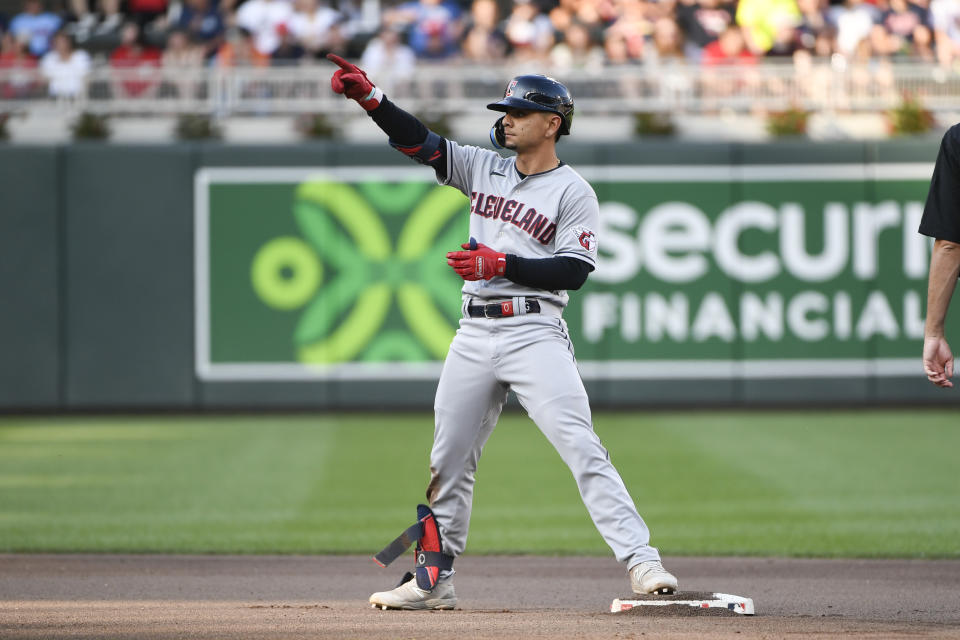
[2, 554, 959, 639]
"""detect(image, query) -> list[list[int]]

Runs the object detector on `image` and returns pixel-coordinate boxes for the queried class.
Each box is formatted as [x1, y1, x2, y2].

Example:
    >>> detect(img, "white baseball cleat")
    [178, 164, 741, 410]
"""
[369, 574, 457, 610]
[629, 560, 679, 595]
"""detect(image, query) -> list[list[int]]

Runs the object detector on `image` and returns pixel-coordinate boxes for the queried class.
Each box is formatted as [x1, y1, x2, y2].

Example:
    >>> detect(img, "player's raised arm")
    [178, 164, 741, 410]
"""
[326, 54, 447, 177]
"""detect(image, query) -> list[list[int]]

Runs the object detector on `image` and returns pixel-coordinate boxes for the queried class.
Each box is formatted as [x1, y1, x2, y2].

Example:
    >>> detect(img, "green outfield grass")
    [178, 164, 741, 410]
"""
[0, 411, 957, 558]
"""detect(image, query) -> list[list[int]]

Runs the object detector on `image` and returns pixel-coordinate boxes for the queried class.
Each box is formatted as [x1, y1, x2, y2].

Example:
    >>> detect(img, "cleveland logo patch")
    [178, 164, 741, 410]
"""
[505, 79, 518, 97]
[573, 226, 597, 252]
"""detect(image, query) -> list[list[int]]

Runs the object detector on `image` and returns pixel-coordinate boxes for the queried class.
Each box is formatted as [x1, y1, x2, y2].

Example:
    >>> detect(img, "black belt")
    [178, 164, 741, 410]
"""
[467, 299, 541, 318]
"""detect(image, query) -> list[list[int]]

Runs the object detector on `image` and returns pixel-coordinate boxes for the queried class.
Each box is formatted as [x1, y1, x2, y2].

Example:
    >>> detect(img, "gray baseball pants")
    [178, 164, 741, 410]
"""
[426, 302, 661, 569]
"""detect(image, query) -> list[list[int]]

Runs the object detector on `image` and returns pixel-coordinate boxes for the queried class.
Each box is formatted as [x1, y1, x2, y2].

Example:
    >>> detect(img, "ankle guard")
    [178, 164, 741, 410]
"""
[390, 130, 443, 165]
[373, 504, 454, 590]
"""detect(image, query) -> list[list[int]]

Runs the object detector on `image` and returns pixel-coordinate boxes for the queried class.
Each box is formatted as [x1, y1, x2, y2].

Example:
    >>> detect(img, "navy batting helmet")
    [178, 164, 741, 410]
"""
[487, 74, 575, 136]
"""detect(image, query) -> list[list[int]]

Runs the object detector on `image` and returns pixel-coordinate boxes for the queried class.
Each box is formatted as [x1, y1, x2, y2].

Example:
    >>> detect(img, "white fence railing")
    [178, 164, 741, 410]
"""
[3, 61, 959, 116]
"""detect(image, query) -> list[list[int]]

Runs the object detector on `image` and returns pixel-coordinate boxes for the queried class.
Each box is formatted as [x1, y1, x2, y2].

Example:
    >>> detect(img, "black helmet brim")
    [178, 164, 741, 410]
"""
[486, 96, 552, 113]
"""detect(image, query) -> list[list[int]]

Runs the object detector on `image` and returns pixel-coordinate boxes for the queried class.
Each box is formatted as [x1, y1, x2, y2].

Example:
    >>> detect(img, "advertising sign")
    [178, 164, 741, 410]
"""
[195, 164, 933, 381]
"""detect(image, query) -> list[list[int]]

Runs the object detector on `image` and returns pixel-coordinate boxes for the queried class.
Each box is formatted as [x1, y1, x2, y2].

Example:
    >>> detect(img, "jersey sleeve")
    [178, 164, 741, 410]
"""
[553, 187, 600, 268]
[919, 124, 960, 244]
[439, 140, 494, 195]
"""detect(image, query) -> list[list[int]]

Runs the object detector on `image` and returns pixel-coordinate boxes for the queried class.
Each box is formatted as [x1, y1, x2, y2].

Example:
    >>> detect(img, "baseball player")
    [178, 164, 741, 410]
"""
[326, 54, 678, 610]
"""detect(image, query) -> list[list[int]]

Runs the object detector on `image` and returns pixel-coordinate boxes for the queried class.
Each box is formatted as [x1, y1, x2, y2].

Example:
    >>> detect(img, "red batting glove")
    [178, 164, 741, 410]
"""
[326, 53, 382, 111]
[446, 242, 506, 281]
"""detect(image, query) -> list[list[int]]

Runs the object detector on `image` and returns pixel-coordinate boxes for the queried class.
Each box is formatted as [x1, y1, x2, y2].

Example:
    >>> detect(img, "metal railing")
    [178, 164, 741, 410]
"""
[3, 61, 959, 116]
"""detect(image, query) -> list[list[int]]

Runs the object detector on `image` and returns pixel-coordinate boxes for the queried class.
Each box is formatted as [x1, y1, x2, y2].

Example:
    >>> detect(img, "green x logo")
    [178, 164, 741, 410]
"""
[251, 179, 469, 364]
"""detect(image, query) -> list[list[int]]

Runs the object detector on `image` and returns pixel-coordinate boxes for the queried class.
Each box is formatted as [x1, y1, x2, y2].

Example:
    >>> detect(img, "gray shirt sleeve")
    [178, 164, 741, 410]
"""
[440, 139, 477, 193]
[439, 139, 497, 195]
[553, 188, 600, 267]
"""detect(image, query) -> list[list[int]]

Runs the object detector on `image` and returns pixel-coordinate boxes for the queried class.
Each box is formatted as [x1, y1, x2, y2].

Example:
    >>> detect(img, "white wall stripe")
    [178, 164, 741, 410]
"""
[198, 358, 920, 381]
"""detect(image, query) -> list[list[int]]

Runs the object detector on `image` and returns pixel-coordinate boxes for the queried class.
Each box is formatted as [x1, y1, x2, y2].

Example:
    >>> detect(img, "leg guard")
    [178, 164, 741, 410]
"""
[373, 504, 454, 591]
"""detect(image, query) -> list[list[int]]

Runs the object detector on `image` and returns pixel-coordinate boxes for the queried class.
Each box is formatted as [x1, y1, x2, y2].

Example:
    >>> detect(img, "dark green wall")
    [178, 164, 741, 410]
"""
[0, 139, 955, 411]
[0, 147, 61, 409]
[62, 146, 197, 408]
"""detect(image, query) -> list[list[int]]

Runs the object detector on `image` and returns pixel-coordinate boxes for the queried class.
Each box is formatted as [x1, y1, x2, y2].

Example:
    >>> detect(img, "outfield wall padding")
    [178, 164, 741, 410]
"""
[60, 146, 198, 408]
[0, 147, 61, 409]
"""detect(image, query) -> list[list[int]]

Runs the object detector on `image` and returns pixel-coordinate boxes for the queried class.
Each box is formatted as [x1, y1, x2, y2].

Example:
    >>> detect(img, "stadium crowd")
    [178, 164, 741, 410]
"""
[0, 0, 958, 97]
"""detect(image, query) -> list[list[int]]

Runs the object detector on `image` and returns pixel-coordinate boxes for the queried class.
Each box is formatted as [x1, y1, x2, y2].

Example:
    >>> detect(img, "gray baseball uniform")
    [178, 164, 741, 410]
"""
[427, 140, 662, 569]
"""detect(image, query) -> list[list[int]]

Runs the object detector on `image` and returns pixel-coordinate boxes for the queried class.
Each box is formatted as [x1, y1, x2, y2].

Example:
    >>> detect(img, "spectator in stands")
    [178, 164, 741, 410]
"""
[270, 21, 304, 62]
[736, 0, 801, 55]
[550, 19, 603, 70]
[162, 28, 202, 98]
[547, 1, 571, 39]
[602, 28, 633, 64]
[39, 30, 90, 97]
[766, 15, 802, 57]
[832, 0, 879, 58]
[386, 0, 462, 60]
[702, 22, 756, 64]
[216, 25, 270, 65]
[882, 0, 931, 54]
[702, 23, 759, 103]
[288, 0, 345, 58]
[930, 0, 960, 66]
[794, 0, 831, 54]
[235, 0, 294, 56]
[597, 0, 621, 25]
[844, 23, 895, 103]
[360, 23, 415, 87]
[0, 30, 41, 99]
[568, 0, 613, 30]
[162, 27, 203, 66]
[172, 0, 225, 59]
[645, 15, 691, 105]
[109, 21, 161, 96]
[461, 0, 507, 62]
[674, 0, 735, 61]
[602, 0, 650, 62]
[503, 0, 554, 62]
[911, 22, 937, 60]
[218, 0, 240, 28]
[647, 0, 678, 22]
[9, 0, 61, 57]
[647, 15, 687, 64]
[868, 21, 898, 57]
[1, 30, 22, 65]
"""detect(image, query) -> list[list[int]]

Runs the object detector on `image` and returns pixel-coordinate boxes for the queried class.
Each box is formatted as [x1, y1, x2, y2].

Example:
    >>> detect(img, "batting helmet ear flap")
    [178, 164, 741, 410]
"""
[490, 116, 505, 149]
